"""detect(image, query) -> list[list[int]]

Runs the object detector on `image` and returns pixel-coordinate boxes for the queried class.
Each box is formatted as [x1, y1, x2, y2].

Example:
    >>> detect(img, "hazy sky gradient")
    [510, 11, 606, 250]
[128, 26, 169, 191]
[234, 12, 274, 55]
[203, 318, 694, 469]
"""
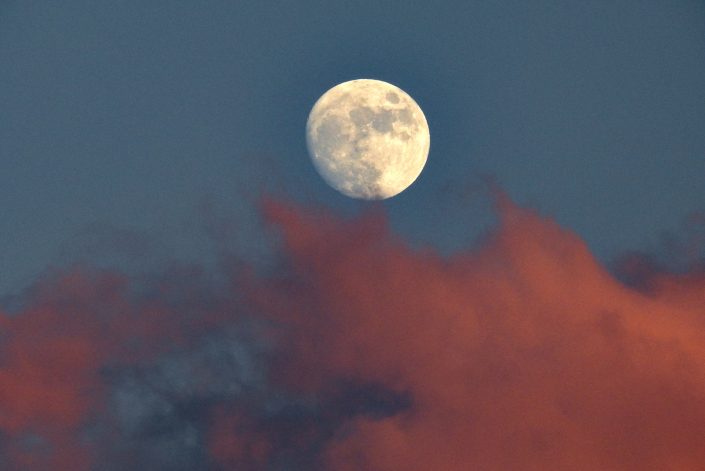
[1, 1, 704, 292]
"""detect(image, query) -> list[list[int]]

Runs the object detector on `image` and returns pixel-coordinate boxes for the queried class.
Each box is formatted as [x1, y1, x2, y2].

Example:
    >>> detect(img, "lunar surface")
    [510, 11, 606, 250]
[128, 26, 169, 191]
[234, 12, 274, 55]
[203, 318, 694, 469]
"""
[306, 79, 430, 199]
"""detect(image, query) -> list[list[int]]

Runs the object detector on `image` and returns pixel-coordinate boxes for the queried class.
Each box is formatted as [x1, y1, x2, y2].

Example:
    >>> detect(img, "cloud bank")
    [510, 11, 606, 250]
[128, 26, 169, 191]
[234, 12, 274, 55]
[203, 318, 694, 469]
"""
[2, 194, 705, 470]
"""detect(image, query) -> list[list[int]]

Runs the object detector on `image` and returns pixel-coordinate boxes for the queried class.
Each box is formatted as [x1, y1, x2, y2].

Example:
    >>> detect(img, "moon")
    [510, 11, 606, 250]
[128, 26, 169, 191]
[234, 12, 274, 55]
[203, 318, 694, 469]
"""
[306, 79, 430, 200]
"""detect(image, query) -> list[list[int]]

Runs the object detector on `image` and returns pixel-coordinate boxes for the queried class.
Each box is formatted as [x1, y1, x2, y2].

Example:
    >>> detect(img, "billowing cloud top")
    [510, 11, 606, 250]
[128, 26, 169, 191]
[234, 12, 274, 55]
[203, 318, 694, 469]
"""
[1, 193, 705, 470]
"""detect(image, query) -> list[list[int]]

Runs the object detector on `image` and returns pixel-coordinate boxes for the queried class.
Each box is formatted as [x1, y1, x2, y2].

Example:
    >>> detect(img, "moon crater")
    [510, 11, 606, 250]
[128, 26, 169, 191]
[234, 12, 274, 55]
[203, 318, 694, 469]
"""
[306, 79, 430, 200]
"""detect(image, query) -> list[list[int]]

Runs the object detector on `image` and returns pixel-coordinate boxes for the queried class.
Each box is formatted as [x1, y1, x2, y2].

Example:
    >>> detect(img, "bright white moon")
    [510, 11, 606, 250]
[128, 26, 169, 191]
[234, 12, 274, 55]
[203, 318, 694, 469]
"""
[306, 79, 430, 200]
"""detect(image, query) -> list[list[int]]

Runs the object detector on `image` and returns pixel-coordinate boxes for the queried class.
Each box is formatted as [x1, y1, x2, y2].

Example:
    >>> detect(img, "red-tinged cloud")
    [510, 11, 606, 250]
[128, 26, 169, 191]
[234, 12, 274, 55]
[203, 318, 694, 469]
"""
[207, 406, 272, 470]
[0, 272, 128, 470]
[0, 268, 242, 470]
[2, 194, 705, 470]
[255, 195, 705, 471]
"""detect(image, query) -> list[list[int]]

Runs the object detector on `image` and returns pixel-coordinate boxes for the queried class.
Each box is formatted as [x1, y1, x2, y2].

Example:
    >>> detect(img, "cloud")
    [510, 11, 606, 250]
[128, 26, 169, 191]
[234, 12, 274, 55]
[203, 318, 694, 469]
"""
[0, 272, 127, 469]
[0, 267, 261, 470]
[1, 193, 705, 470]
[256, 194, 705, 470]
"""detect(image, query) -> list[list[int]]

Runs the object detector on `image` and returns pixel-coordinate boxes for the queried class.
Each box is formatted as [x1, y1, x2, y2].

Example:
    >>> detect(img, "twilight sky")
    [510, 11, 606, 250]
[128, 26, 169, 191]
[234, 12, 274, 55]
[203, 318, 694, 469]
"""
[1, 2, 705, 470]
[2, 0, 704, 296]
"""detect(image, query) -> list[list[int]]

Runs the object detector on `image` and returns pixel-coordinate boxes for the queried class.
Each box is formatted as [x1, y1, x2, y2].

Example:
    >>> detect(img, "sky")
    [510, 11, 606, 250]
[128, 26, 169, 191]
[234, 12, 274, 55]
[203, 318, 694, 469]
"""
[1, 1, 705, 470]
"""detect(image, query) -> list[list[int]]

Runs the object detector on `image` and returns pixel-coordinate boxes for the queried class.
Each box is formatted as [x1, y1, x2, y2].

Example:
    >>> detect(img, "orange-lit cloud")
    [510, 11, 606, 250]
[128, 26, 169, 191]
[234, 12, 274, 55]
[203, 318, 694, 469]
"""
[0, 269, 231, 470]
[257, 195, 705, 470]
[2, 194, 705, 470]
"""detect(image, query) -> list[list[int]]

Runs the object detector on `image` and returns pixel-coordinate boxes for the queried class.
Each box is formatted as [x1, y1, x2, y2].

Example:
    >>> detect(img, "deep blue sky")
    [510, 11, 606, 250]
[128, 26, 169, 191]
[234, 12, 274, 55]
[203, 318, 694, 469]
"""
[2, 0, 704, 298]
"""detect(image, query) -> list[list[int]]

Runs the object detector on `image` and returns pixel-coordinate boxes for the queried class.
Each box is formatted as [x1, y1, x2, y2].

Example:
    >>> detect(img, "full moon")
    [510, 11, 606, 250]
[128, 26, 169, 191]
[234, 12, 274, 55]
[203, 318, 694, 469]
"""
[306, 79, 430, 200]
